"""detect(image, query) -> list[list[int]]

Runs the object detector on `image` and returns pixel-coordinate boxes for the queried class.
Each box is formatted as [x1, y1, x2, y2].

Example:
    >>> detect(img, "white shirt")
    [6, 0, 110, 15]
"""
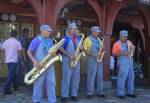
[2, 37, 22, 63]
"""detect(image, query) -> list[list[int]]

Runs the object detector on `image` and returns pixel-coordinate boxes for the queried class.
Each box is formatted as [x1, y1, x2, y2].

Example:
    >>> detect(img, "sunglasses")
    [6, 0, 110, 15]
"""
[69, 28, 77, 30]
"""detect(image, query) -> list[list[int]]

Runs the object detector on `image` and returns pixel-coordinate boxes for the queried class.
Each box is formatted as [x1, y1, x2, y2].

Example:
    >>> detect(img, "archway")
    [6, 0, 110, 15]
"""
[54, 0, 102, 95]
[0, 0, 39, 77]
[111, 6, 148, 80]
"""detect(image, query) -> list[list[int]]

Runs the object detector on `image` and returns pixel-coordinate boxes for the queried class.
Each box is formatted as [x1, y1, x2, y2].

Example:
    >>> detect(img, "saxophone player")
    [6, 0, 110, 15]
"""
[27, 25, 56, 103]
[59, 23, 82, 102]
[112, 30, 136, 99]
[83, 26, 105, 98]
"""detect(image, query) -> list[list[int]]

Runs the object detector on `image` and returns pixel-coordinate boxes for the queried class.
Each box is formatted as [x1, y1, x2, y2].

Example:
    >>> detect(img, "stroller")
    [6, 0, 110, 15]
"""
[133, 61, 144, 79]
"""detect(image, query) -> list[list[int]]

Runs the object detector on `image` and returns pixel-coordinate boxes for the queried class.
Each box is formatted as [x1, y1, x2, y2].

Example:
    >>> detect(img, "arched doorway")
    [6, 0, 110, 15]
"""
[111, 6, 147, 81]
[0, 0, 39, 77]
[55, 1, 101, 38]
[54, 0, 102, 95]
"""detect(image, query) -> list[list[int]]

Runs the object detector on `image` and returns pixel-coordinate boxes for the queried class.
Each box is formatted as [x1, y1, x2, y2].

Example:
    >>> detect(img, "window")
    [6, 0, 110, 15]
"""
[0, 22, 18, 41]
[22, 23, 34, 38]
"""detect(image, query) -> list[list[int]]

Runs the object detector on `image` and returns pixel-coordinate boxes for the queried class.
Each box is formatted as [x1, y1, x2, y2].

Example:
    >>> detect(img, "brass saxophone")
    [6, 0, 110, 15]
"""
[128, 41, 135, 58]
[24, 39, 65, 85]
[97, 37, 105, 62]
[70, 33, 85, 68]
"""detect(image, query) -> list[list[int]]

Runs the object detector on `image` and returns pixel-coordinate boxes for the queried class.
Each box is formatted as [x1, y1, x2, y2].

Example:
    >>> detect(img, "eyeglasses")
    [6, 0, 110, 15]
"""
[69, 28, 77, 30]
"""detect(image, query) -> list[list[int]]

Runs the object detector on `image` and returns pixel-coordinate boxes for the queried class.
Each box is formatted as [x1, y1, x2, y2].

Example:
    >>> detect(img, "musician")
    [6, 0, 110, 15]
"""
[83, 26, 105, 98]
[59, 23, 81, 102]
[112, 30, 136, 99]
[27, 25, 56, 103]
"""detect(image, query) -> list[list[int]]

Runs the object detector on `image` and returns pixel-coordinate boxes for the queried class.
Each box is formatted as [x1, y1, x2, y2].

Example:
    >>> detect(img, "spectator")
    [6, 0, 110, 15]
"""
[18, 28, 32, 74]
[2, 30, 23, 95]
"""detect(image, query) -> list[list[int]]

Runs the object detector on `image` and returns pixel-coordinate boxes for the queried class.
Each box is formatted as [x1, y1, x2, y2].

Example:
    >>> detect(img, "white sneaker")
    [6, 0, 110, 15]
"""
[111, 76, 118, 80]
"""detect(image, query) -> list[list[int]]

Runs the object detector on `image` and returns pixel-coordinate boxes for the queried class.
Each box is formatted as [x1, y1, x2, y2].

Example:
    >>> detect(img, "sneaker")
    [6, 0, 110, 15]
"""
[3, 91, 12, 95]
[14, 87, 19, 91]
[61, 97, 68, 103]
[97, 94, 105, 98]
[71, 96, 78, 102]
[111, 76, 118, 79]
[118, 96, 125, 99]
[126, 94, 137, 98]
[87, 95, 93, 99]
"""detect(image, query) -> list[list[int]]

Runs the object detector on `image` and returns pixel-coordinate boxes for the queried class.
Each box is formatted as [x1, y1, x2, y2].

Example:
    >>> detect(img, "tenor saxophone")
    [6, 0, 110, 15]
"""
[70, 33, 85, 68]
[24, 39, 65, 85]
[97, 37, 105, 62]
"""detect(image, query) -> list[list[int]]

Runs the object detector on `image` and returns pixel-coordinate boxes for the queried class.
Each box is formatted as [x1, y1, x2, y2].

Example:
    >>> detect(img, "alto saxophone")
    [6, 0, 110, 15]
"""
[127, 40, 135, 58]
[97, 37, 105, 62]
[24, 39, 65, 85]
[70, 33, 85, 68]
[128, 46, 135, 58]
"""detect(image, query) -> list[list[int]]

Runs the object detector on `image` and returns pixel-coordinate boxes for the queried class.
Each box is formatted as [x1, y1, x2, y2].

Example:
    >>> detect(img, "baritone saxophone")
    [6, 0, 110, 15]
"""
[24, 39, 65, 85]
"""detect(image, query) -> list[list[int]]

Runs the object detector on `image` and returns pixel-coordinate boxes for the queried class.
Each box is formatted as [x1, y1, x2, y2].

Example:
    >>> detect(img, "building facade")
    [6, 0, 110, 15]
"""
[0, 0, 150, 93]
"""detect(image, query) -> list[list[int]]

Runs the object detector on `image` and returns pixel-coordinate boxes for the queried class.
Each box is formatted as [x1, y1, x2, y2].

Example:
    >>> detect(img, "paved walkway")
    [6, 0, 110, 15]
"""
[0, 84, 150, 103]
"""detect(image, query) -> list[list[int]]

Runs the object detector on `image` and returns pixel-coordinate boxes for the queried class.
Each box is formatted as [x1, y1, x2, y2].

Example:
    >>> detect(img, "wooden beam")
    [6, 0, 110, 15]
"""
[27, 0, 43, 24]
[0, 2, 34, 13]
[16, 13, 36, 17]
[68, 11, 97, 20]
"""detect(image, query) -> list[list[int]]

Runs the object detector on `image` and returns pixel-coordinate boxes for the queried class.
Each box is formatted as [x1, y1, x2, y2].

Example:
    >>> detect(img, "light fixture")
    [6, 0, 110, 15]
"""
[12, 25, 16, 29]
[66, 19, 82, 26]
[1, 14, 9, 21]
[57, 32, 61, 38]
[72, 19, 76, 23]
[139, 0, 150, 5]
[116, 0, 123, 2]
[63, 8, 68, 13]
[66, 19, 71, 24]
[9, 24, 16, 30]
[9, 14, 16, 22]
[60, 8, 69, 18]
[77, 20, 82, 26]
